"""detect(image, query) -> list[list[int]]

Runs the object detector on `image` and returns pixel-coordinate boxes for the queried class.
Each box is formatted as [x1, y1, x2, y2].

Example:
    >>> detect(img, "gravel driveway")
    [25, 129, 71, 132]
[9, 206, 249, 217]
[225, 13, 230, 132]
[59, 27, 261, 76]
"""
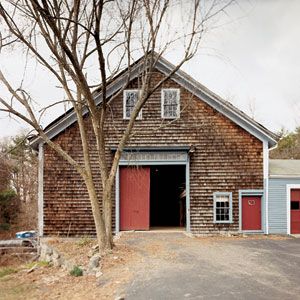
[121, 233, 300, 300]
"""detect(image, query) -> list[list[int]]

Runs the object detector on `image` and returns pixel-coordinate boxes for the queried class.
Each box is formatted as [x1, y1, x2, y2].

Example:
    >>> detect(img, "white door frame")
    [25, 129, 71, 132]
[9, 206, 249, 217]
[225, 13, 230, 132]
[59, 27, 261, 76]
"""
[238, 190, 264, 233]
[286, 184, 300, 235]
[115, 152, 190, 233]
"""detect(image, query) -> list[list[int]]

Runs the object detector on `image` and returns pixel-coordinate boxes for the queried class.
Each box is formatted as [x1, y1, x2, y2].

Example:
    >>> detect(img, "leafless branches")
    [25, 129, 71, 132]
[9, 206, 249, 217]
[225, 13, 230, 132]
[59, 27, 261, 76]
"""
[0, 0, 233, 250]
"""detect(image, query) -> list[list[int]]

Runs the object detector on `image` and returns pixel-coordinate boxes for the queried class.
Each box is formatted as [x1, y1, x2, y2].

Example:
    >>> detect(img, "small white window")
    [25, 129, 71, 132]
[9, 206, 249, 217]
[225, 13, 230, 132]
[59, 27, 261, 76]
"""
[213, 192, 233, 223]
[123, 90, 142, 120]
[161, 89, 180, 119]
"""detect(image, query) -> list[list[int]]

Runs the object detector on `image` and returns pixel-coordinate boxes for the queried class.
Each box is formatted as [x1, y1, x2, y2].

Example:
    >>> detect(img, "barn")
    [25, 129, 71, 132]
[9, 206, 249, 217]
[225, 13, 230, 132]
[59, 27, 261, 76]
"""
[30, 54, 279, 236]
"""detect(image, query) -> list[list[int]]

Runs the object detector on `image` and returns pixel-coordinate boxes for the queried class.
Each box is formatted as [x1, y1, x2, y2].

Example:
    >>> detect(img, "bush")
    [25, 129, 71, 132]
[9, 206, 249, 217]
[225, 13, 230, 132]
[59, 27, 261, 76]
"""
[0, 223, 10, 231]
[0, 189, 18, 228]
[69, 266, 83, 277]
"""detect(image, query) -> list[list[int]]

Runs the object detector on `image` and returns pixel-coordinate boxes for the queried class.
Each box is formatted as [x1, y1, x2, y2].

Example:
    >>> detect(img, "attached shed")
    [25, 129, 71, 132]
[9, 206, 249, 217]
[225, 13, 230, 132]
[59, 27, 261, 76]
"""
[269, 159, 300, 234]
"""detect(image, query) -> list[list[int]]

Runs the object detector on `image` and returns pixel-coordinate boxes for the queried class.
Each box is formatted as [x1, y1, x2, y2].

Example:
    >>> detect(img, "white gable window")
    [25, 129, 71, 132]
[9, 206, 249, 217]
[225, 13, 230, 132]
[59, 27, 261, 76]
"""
[161, 89, 180, 119]
[123, 90, 142, 120]
[213, 192, 233, 223]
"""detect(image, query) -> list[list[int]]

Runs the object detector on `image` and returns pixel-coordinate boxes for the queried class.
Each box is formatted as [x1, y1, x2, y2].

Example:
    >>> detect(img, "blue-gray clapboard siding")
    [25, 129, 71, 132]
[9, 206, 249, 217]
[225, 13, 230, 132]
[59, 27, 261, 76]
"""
[269, 178, 300, 234]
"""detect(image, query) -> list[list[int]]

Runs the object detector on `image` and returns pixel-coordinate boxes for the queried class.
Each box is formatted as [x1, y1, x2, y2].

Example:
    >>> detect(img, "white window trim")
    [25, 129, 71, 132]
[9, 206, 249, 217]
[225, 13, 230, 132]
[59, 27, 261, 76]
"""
[213, 192, 233, 224]
[161, 88, 180, 119]
[123, 89, 142, 120]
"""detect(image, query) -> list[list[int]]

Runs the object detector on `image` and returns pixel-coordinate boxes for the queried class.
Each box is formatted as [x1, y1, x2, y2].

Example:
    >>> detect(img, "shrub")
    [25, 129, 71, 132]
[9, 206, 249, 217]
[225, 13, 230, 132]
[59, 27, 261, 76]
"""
[0, 189, 18, 228]
[69, 266, 83, 277]
[0, 267, 18, 278]
[0, 223, 10, 231]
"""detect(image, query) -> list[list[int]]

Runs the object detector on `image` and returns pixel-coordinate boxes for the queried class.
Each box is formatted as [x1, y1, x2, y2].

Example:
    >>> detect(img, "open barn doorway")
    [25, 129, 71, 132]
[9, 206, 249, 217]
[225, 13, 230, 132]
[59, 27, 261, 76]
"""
[150, 165, 186, 229]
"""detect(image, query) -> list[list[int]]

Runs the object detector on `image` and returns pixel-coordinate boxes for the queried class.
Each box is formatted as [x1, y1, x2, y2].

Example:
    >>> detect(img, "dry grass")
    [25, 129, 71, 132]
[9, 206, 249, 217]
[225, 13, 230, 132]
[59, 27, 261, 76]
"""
[0, 237, 140, 300]
[47, 237, 96, 266]
[0, 233, 294, 299]
[0, 254, 30, 268]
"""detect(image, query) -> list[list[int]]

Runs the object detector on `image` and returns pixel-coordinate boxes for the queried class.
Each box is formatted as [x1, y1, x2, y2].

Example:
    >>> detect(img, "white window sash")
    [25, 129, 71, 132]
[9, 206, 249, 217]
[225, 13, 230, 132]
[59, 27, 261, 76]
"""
[216, 196, 229, 202]
[213, 192, 233, 223]
[161, 88, 180, 119]
[123, 90, 142, 120]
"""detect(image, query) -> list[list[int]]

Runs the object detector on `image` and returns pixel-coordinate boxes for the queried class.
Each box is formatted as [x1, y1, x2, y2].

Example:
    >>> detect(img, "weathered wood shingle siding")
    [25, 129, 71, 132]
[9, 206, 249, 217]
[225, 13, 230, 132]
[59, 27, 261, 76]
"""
[43, 70, 263, 236]
[43, 124, 98, 236]
[268, 178, 300, 234]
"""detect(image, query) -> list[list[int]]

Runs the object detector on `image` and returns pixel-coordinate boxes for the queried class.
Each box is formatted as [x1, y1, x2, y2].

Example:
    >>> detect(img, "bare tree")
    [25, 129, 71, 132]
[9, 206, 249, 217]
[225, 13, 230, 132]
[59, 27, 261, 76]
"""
[247, 97, 257, 119]
[1, 134, 38, 230]
[0, 0, 233, 251]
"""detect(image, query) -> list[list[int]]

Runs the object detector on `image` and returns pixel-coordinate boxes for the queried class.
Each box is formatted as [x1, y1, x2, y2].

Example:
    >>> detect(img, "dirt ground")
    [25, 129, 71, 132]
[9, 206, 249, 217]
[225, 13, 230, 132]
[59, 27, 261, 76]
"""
[0, 233, 299, 300]
[0, 235, 140, 300]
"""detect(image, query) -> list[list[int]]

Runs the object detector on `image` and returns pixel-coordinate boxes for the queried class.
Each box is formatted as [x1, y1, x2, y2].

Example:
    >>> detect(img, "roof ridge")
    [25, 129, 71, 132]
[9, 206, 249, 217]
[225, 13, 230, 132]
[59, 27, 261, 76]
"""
[30, 52, 279, 148]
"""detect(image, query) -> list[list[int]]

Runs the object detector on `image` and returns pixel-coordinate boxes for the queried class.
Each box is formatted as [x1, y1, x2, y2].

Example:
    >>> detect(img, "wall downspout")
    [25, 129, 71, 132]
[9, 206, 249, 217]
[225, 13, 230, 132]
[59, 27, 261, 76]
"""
[38, 143, 44, 237]
[263, 141, 269, 234]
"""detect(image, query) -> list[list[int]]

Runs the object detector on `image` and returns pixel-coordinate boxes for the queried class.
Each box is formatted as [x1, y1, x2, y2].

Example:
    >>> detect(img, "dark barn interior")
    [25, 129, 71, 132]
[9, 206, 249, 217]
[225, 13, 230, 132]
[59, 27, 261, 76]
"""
[150, 165, 186, 228]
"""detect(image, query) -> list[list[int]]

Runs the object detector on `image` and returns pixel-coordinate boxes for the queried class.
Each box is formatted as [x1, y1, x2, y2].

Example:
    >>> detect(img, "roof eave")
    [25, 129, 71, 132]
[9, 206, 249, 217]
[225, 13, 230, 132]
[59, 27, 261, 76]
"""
[29, 54, 278, 150]
[269, 175, 300, 179]
[155, 58, 278, 148]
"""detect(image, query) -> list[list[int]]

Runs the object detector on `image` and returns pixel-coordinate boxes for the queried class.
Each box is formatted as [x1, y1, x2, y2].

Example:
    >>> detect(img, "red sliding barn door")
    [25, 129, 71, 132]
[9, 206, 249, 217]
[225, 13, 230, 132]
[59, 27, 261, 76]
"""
[120, 167, 150, 231]
[242, 196, 262, 231]
[291, 189, 300, 234]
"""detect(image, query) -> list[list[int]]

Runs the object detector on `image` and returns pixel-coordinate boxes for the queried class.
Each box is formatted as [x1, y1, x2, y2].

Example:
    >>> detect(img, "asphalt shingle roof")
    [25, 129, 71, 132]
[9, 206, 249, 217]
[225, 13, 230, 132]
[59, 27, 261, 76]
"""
[269, 159, 300, 177]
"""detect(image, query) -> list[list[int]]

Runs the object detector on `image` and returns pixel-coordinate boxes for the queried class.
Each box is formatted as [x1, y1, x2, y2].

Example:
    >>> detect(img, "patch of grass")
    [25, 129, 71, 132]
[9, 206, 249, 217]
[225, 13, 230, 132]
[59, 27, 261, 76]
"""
[24, 261, 50, 269]
[11, 285, 27, 295]
[6, 283, 32, 297]
[77, 236, 92, 247]
[0, 276, 12, 282]
[69, 265, 83, 277]
[37, 260, 51, 267]
[0, 267, 18, 278]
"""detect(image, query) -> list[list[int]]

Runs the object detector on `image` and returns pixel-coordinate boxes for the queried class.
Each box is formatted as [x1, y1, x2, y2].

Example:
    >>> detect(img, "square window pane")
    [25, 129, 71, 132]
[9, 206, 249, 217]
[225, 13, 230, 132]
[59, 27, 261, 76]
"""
[291, 201, 300, 210]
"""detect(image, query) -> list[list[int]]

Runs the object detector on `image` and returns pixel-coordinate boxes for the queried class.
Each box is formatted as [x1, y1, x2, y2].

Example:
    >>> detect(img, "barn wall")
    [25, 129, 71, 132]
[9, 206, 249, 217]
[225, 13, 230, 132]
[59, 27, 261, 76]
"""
[42, 71, 263, 236]
[268, 178, 300, 234]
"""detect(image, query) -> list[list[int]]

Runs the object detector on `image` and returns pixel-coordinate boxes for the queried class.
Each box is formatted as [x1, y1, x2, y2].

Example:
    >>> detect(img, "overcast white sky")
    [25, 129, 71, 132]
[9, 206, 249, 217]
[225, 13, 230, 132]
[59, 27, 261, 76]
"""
[0, 0, 299, 138]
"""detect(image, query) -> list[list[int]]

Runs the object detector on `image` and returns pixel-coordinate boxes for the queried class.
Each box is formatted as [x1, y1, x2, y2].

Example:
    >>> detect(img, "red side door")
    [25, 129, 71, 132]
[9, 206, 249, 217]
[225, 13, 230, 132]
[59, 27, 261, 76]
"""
[242, 196, 262, 231]
[120, 167, 150, 231]
[291, 189, 300, 234]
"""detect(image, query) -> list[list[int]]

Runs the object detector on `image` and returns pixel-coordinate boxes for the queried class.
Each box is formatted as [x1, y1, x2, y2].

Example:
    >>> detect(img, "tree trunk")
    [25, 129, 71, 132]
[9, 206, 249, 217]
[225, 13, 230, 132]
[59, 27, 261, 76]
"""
[85, 176, 108, 252]
[102, 182, 114, 249]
